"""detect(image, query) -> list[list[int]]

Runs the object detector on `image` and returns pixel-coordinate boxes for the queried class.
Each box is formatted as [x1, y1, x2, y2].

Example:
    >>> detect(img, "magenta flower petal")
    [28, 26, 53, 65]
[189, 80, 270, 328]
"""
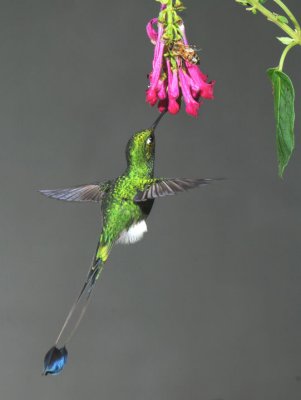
[179, 68, 200, 117]
[146, 87, 158, 106]
[166, 59, 180, 114]
[153, 23, 164, 67]
[167, 59, 173, 85]
[168, 97, 180, 115]
[170, 69, 180, 99]
[157, 79, 167, 100]
[146, 18, 158, 45]
[146, 22, 165, 107]
[187, 63, 208, 85]
[200, 80, 215, 99]
[191, 89, 199, 100]
[167, 60, 180, 99]
[186, 64, 215, 100]
[186, 101, 201, 117]
[151, 40, 164, 89]
[186, 73, 200, 94]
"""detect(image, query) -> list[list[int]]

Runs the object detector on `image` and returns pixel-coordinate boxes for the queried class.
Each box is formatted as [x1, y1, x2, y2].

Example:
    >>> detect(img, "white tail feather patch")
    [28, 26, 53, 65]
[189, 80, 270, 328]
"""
[117, 220, 147, 245]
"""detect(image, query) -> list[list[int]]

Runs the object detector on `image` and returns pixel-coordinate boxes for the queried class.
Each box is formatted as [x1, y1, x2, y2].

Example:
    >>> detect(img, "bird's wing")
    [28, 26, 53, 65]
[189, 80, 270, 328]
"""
[39, 181, 111, 202]
[134, 178, 213, 202]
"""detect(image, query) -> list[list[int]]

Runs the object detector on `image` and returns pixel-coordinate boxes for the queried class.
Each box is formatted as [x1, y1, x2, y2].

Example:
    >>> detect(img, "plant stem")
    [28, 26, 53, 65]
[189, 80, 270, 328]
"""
[247, 0, 298, 40]
[273, 0, 301, 31]
[278, 41, 298, 71]
[163, 0, 182, 42]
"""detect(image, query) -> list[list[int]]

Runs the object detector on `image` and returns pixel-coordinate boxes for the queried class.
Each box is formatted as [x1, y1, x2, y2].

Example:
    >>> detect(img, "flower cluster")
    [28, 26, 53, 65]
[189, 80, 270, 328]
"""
[146, 7, 215, 117]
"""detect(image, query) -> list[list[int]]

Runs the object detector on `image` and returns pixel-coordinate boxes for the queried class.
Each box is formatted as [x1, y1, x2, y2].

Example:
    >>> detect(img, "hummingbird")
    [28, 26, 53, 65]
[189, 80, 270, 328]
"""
[42, 112, 216, 375]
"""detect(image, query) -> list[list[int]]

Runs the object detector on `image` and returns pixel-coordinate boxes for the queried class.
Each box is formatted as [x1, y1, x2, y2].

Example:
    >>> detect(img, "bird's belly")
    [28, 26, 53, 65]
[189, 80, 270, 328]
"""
[116, 220, 147, 245]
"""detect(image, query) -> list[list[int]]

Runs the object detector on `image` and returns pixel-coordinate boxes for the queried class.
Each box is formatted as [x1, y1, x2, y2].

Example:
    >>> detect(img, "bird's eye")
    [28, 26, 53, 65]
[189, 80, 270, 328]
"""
[146, 137, 153, 145]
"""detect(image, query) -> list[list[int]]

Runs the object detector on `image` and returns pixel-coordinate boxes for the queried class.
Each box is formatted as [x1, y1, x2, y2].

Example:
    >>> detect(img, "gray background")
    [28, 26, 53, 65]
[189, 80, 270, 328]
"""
[0, 1, 301, 399]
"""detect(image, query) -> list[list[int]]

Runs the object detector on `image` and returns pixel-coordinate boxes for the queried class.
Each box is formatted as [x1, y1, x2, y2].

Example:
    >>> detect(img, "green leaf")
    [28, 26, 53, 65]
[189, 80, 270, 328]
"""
[276, 15, 289, 24]
[267, 68, 295, 177]
[277, 37, 295, 45]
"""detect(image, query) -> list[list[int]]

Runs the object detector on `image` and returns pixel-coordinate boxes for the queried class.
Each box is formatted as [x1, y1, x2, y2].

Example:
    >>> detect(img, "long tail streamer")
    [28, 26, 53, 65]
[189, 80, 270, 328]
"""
[43, 245, 105, 376]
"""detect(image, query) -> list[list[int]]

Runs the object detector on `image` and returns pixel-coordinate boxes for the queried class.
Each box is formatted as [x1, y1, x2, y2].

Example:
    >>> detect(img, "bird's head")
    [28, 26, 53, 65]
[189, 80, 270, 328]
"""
[126, 112, 166, 174]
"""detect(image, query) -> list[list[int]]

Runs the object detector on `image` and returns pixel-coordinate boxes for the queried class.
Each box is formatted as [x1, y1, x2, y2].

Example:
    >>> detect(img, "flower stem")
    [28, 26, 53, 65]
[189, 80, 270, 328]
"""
[161, 0, 183, 42]
[273, 0, 301, 31]
[278, 41, 298, 71]
[246, 0, 298, 40]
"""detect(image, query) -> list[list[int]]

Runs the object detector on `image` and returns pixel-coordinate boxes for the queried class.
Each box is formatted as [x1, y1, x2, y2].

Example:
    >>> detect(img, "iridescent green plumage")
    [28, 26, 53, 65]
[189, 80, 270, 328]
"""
[41, 113, 215, 375]
[99, 128, 156, 254]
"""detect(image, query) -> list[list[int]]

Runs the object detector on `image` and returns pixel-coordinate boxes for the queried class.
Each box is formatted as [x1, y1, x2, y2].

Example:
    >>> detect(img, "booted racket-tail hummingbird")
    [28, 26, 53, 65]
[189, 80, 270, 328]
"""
[41, 112, 216, 375]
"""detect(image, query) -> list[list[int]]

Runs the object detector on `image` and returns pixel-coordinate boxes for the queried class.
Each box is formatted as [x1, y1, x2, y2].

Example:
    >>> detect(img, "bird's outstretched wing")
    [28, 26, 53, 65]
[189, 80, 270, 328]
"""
[39, 181, 111, 202]
[134, 178, 213, 202]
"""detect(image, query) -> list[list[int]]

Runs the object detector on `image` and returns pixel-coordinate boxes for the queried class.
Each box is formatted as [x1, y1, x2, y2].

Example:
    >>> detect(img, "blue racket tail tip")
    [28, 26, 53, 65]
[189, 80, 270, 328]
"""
[43, 346, 68, 376]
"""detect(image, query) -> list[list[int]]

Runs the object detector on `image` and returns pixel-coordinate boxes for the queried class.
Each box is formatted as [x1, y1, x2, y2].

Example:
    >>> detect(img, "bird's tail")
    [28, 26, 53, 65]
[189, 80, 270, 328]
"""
[43, 238, 114, 375]
[53, 239, 112, 348]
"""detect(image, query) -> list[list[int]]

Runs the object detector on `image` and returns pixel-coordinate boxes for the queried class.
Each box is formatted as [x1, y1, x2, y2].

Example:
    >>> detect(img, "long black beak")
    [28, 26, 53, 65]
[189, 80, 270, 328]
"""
[150, 110, 167, 132]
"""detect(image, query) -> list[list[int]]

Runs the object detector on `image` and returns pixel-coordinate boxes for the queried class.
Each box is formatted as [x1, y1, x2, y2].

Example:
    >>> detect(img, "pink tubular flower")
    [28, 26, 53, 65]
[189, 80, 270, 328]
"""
[167, 59, 180, 114]
[186, 63, 215, 100]
[146, 18, 158, 45]
[178, 67, 200, 117]
[168, 98, 180, 115]
[145, 6, 214, 117]
[146, 87, 158, 106]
